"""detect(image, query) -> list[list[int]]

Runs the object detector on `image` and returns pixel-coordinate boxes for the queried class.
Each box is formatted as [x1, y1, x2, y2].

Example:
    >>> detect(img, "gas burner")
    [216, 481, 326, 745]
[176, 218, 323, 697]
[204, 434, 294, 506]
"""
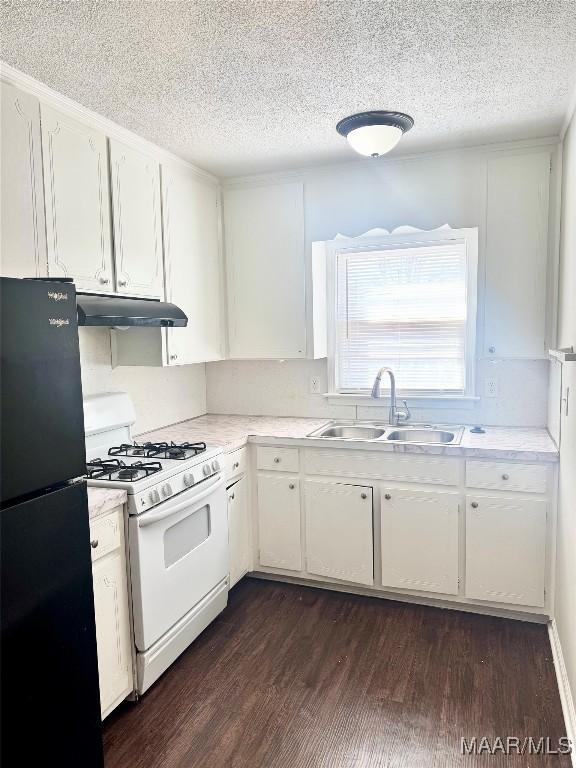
[85, 459, 163, 483]
[108, 440, 207, 460]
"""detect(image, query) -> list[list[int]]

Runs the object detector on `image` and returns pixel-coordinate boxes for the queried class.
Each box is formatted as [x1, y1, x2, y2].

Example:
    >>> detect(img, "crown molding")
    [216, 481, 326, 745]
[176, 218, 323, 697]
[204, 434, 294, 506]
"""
[560, 82, 576, 140]
[222, 135, 560, 188]
[0, 61, 220, 185]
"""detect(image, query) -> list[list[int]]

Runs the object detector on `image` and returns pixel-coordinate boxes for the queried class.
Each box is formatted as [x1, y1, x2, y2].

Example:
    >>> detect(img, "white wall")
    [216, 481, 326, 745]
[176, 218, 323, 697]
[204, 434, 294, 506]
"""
[79, 327, 206, 434]
[208, 142, 556, 426]
[554, 112, 576, 734]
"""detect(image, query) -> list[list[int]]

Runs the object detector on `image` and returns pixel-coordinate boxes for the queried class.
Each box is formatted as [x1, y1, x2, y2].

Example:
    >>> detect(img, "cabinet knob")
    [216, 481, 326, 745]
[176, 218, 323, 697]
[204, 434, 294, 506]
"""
[488, 346, 496, 354]
[99, 276, 110, 285]
[274, 457, 281, 463]
[289, 483, 295, 489]
[361, 492, 368, 500]
[90, 539, 99, 549]
[471, 501, 479, 508]
[501, 473, 510, 481]
[384, 493, 392, 500]
[118, 279, 127, 287]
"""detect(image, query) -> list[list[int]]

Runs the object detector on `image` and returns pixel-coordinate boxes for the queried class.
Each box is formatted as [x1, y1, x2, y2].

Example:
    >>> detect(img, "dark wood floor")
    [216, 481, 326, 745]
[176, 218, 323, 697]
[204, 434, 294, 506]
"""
[104, 579, 569, 768]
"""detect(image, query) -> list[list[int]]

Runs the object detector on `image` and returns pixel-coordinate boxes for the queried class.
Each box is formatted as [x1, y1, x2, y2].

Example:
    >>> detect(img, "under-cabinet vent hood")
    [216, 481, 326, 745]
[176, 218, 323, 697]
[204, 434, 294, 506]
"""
[76, 294, 187, 328]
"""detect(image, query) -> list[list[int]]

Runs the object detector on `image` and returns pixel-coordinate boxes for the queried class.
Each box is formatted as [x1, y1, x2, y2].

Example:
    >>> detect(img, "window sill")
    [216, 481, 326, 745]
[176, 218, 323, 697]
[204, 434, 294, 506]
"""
[324, 393, 480, 409]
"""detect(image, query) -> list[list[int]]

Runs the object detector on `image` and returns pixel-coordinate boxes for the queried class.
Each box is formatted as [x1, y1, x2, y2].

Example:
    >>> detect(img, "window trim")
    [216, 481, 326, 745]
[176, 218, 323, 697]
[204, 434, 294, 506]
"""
[325, 225, 479, 401]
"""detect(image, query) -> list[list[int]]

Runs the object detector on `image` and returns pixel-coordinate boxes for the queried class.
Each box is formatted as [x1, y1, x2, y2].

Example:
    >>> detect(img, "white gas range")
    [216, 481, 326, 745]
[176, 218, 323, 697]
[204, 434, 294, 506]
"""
[84, 392, 229, 695]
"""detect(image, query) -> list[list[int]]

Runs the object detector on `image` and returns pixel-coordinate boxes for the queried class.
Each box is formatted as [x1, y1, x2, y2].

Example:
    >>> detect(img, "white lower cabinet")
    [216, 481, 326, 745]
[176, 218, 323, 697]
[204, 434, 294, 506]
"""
[381, 488, 459, 595]
[228, 476, 251, 587]
[465, 494, 547, 607]
[257, 474, 301, 571]
[305, 480, 373, 586]
[90, 507, 133, 719]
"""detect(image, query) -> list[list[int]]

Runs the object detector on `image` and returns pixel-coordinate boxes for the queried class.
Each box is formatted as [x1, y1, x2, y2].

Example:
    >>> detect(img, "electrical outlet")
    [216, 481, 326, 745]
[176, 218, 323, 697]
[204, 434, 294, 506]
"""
[310, 376, 321, 394]
[484, 376, 498, 398]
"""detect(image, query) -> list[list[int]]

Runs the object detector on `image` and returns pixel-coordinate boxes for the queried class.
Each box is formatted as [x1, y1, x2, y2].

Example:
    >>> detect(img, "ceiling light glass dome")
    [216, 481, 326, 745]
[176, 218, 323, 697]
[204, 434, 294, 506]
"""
[336, 111, 414, 158]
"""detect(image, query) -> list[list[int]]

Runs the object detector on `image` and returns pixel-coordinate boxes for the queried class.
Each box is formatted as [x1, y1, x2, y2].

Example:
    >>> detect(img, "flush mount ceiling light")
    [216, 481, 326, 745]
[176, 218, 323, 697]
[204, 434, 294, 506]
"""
[336, 111, 414, 158]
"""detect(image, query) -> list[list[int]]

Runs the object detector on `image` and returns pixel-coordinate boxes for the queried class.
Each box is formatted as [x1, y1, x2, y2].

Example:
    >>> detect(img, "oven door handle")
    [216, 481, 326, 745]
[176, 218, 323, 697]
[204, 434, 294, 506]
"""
[137, 474, 224, 528]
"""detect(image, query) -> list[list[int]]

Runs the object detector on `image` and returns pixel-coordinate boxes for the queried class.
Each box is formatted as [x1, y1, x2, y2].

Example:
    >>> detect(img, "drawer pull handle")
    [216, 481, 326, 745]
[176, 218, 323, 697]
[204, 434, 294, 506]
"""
[274, 457, 281, 463]
[233, 462, 239, 469]
[501, 473, 510, 481]
[471, 501, 479, 509]
[90, 539, 99, 549]
[384, 493, 391, 500]
[289, 483, 295, 490]
[361, 492, 368, 500]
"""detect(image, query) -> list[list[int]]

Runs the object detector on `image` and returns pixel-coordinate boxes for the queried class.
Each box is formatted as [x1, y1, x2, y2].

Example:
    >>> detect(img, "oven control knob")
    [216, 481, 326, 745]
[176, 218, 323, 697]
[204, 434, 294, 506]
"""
[161, 483, 173, 498]
[149, 489, 160, 504]
[211, 459, 221, 472]
[183, 472, 195, 487]
[202, 464, 211, 477]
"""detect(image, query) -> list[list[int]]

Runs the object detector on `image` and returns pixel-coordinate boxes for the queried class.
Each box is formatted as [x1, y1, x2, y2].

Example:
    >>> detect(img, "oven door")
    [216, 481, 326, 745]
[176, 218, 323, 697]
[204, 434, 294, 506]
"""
[129, 474, 228, 652]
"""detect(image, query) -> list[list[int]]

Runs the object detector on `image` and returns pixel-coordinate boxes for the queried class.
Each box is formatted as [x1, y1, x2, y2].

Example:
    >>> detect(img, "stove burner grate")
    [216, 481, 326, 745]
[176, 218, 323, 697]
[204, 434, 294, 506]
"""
[108, 440, 207, 460]
[85, 458, 163, 482]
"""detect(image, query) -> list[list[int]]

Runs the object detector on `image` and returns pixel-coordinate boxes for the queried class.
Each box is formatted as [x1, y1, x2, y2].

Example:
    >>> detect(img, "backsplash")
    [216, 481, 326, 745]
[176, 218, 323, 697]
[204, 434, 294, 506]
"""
[78, 327, 207, 435]
[206, 358, 549, 427]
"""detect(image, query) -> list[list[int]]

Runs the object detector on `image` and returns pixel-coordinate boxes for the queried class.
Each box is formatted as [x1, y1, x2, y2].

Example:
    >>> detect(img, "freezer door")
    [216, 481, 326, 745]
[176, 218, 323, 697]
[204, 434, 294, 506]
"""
[1, 481, 103, 767]
[0, 277, 86, 503]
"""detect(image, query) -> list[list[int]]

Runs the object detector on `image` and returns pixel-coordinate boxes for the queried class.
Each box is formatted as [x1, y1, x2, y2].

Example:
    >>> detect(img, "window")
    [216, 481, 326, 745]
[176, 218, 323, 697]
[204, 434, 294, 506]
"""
[330, 228, 478, 398]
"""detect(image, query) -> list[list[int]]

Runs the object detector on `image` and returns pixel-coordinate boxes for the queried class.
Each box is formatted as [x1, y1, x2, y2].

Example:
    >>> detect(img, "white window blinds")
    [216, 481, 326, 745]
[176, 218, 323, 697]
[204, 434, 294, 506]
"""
[336, 241, 470, 394]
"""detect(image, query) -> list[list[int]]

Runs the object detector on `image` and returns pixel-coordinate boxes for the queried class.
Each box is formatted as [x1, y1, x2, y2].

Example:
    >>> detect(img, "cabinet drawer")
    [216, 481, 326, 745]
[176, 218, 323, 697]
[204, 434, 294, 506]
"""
[257, 447, 299, 473]
[89, 507, 123, 562]
[224, 447, 247, 481]
[466, 461, 548, 494]
[304, 449, 458, 486]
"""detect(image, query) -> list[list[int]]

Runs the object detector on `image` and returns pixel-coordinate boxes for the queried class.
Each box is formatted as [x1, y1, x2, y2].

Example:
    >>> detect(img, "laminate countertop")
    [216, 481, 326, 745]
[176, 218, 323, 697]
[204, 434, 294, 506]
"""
[87, 487, 127, 521]
[139, 414, 559, 463]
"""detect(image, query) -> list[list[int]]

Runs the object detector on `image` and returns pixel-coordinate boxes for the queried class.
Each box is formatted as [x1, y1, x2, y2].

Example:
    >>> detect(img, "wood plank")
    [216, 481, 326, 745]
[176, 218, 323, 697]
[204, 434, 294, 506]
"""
[104, 579, 570, 767]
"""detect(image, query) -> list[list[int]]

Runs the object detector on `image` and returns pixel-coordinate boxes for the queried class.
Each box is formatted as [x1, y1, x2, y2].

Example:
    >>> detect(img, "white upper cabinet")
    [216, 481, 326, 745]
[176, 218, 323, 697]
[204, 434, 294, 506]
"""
[484, 150, 551, 358]
[162, 163, 224, 365]
[0, 82, 47, 278]
[40, 104, 114, 292]
[109, 140, 163, 298]
[224, 181, 307, 359]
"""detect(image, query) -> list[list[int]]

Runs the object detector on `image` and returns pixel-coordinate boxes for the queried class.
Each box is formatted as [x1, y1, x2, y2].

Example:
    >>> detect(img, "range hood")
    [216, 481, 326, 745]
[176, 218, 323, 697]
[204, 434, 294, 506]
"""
[77, 294, 187, 328]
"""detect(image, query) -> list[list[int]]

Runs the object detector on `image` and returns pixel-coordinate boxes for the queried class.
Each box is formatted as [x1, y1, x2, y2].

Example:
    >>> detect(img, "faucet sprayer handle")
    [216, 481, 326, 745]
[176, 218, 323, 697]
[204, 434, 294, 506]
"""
[397, 399, 411, 422]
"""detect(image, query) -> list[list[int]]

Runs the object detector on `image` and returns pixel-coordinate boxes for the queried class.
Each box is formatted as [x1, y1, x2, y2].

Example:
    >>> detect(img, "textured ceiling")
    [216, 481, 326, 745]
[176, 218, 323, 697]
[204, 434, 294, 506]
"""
[2, 0, 576, 177]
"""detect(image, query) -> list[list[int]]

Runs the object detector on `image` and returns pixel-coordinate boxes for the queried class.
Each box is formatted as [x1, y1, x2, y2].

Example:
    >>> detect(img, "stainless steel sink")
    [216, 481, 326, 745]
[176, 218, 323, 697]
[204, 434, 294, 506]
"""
[386, 429, 456, 444]
[307, 421, 464, 445]
[316, 425, 387, 440]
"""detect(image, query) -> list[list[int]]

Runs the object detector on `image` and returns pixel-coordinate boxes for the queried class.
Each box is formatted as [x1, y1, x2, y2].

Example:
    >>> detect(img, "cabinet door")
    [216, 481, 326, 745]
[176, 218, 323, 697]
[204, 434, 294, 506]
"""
[162, 163, 224, 365]
[1, 83, 47, 278]
[109, 140, 163, 298]
[257, 474, 301, 571]
[381, 488, 459, 595]
[305, 481, 373, 585]
[228, 476, 251, 587]
[465, 495, 546, 607]
[92, 549, 132, 718]
[41, 105, 113, 291]
[224, 181, 306, 358]
[484, 151, 550, 358]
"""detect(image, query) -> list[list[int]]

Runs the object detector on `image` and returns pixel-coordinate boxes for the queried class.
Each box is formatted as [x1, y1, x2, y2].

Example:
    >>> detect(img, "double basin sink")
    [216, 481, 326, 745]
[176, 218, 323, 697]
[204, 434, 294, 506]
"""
[307, 421, 464, 445]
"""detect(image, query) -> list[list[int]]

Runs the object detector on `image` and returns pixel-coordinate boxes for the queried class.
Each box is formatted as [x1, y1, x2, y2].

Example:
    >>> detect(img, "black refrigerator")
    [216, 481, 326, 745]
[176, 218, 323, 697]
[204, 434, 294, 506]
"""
[0, 277, 104, 767]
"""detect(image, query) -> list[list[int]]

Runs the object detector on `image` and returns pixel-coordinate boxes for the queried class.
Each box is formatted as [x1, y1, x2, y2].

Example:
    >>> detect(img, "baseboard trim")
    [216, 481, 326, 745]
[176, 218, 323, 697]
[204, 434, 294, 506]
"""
[548, 619, 576, 766]
[249, 572, 549, 623]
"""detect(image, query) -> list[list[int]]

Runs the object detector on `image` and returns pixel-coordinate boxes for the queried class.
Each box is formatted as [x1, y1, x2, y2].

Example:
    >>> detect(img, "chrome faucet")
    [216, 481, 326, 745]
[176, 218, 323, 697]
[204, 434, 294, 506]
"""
[371, 367, 411, 425]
